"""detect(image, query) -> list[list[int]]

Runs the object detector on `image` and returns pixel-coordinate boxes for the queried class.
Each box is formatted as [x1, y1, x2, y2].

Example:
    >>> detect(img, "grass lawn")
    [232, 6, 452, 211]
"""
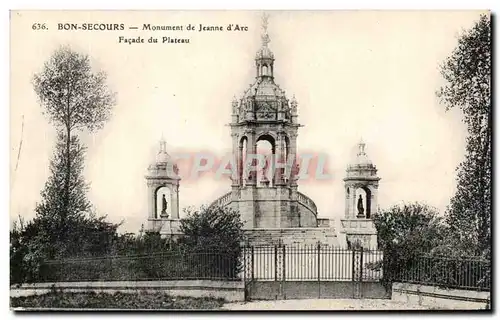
[11, 291, 226, 310]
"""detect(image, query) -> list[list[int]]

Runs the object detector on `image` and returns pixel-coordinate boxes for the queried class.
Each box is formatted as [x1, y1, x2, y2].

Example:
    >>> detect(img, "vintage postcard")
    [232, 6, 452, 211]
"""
[9, 10, 491, 311]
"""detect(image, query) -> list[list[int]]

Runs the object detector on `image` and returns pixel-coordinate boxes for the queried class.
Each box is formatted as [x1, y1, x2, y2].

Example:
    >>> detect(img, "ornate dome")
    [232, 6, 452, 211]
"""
[345, 139, 379, 181]
[255, 41, 274, 60]
[231, 13, 298, 123]
[148, 138, 179, 179]
[354, 140, 373, 166]
[155, 138, 172, 164]
[243, 78, 285, 99]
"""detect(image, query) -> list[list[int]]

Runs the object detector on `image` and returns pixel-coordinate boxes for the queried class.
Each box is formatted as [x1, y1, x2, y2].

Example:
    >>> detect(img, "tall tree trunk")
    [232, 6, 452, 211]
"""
[64, 90, 71, 234]
[66, 124, 71, 219]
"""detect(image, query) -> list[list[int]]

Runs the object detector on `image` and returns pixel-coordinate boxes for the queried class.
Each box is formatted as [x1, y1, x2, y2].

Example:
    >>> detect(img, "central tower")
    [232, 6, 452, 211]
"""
[225, 14, 317, 229]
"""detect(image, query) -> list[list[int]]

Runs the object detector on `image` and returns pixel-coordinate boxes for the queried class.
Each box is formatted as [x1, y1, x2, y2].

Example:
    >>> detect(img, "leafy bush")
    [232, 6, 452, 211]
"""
[178, 205, 244, 279]
[370, 202, 447, 288]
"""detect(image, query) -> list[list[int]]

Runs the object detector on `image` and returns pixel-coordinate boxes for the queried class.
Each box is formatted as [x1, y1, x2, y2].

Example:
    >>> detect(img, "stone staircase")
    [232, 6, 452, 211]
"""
[244, 227, 339, 247]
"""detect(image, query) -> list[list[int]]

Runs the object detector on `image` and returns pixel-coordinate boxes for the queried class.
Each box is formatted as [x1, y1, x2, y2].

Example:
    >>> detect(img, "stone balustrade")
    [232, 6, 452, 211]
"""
[317, 218, 331, 228]
[209, 191, 232, 209]
[297, 191, 318, 214]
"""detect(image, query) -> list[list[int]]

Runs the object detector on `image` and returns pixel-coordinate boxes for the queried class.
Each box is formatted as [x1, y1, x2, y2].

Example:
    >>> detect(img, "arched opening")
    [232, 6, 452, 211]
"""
[155, 186, 171, 218]
[239, 136, 248, 185]
[354, 187, 372, 218]
[262, 65, 268, 76]
[256, 134, 276, 187]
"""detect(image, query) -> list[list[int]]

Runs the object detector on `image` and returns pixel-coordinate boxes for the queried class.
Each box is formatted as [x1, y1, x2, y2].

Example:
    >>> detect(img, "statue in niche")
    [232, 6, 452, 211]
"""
[160, 194, 168, 218]
[261, 156, 270, 183]
[357, 194, 364, 216]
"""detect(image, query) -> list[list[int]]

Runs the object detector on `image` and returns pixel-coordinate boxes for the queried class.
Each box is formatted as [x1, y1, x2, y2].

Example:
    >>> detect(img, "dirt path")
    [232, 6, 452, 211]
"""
[223, 298, 439, 310]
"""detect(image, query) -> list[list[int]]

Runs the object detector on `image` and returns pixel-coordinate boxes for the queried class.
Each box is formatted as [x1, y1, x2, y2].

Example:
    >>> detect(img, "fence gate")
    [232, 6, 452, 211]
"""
[243, 244, 387, 301]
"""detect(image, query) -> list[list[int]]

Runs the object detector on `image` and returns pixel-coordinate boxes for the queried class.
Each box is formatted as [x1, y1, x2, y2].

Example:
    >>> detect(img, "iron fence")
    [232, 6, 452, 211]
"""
[36, 250, 241, 282]
[25, 244, 491, 292]
[243, 244, 384, 282]
[391, 254, 491, 291]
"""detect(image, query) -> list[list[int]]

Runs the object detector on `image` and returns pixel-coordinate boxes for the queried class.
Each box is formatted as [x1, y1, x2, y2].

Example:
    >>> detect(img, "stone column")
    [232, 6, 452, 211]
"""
[274, 132, 285, 186]
[351, 188, 357, 218]
[231, 132, 239, 186]
[288, 132, 297, 186]
[246, 131, 257, 186]
[171, 184, 180, 219]
[369, 185, 378, 219]
[344, 185, 350, 218]
[147, 182, 157, 219]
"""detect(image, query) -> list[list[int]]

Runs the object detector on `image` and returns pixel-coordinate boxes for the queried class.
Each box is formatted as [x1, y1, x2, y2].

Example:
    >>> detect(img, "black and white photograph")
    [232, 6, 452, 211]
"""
[8, 9, 492, 311]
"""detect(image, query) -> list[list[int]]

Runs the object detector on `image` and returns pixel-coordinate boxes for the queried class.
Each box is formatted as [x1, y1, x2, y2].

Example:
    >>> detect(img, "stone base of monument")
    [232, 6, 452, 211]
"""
[243, 227, 339, 247]
[339, 218, 378, 250]
[147, 218, 183, 239]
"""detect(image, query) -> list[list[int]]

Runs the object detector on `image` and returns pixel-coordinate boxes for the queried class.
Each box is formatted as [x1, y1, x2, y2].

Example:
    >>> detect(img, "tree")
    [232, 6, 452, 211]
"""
[371, 202, 447, 286]
[32, 45, 116, 223]
[35, 133, 90, 224]
[437, 14, 491, 256]
[10, 133, 121, 284]
[179, 205, 244, 279]
[180, 205, 244, 251]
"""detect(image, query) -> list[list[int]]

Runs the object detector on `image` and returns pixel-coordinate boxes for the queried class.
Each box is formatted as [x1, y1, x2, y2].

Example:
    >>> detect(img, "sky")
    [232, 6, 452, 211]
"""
[9, 10, 486, 233]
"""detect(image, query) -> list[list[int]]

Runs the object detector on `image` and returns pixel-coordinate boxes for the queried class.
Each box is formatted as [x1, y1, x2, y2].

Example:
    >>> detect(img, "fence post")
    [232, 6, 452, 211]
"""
[360, 246, 364, 282]
[243, 246, 247, 284]
[352, 248, 356, 282]
[282, 244, 286, 282]
[275, 245, 278, 282]
[251, 246, 255, 282]
[282, 244, 286, 299]
[317, 241, 321, 298]
[360, 246, 364, 298]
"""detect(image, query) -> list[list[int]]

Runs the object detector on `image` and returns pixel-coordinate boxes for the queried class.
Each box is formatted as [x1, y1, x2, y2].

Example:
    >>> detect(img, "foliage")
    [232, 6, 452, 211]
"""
[10, 133, 121, 284]
[11, 46, 119, 285]
[10, 212, 120, 285]
[10, 291, 225, 310]
[180, 205, 244, 250]
[374, 202, 446, 254]
[112, 230, 174, 256]
[32, 45, 116, 133]
[35, 133, 91, 224]
[32, 45, 116, 226]
[437, 14, 491, 256]
[37, 248, 240, 282]
[179, 205, 244, 278]
[371, 202, 447, 286]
